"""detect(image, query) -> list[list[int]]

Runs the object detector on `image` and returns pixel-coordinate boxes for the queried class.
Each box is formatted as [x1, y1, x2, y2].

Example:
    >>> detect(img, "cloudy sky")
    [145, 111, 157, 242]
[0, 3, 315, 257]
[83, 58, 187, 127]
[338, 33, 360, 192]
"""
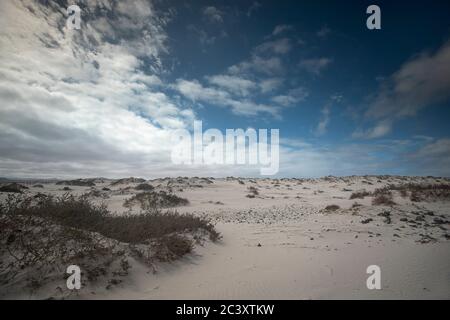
[1, 0, 450, 179]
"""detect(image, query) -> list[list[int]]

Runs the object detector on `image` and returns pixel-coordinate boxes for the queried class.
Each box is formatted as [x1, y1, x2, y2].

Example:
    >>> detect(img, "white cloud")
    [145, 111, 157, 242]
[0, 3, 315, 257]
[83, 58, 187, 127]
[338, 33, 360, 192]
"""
[0, 0, 196, 178]
[259, 78, 283, 93]
[203, 6, 224, 23]
[315, 105, 331, 136]
[228, 55, 283, 75]
[352, 120, 392, 139]
[366, 41, 450, 120]
[299, 57, 332, 75]
[271, 24, 293, 36]
[174, 79, 281, 118]
[271, 87, 309, 107]
[356, 40, 450, 139]
[256, 38, 291, 55]
[206, 75, 257, 97]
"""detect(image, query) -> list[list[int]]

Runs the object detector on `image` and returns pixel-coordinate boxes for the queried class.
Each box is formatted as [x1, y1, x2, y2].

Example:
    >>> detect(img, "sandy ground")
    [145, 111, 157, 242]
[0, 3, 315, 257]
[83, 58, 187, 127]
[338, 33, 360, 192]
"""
[1, 175, 449, 299]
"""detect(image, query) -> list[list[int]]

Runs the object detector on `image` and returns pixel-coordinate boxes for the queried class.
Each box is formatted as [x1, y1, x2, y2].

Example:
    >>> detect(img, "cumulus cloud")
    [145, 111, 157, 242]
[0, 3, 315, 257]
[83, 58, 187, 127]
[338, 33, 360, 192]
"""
[0, 0, 195, 178]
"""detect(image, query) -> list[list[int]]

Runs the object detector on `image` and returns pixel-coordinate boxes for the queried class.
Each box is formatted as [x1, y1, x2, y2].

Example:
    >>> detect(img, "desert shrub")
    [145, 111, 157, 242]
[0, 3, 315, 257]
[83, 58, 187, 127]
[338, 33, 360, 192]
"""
[324, 204, 340, 211]
[135, 183, 154, 191]
[153, 235, 194, 261]
[56, 179, 95, 187]
[1, 193, 218, 246]
[99, 211, 220, 243]
[1, 193, 108, 230]
[0, 183, 25, 193]
[379, 183, 450, 202]
[246, 186, 259, 198]
[123, 191, 189, 209]
[349, 190, 370, 199]
[85, 189, 109, 199]
[377, 210, 392, 224]
[372, 192, 396, 206]
[110, 177, 145, 186]
[33, 184, 44, 188]
[0, 213, 118, 289]
[0, 194, 219, 295]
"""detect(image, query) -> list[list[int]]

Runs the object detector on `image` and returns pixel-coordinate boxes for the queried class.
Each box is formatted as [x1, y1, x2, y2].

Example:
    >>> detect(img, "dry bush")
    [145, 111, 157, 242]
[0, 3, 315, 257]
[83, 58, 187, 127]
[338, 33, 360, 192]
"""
[0, 193, 220, 295]
[100, 211, 220, 243]
[123, 191, 189, 209]
[56, 179, 95, 187]
[352, 202, 362, 208]
[246, 186, 259, 198]
[110, 177, 145, 186]
[372, 192, 396, 206]
[349, 190, 370, 199]
[380, 183, 450, 202]
[135, 183, 154, 191]
[1, 193, 217, 244]
[324, 204, 340, 211]
[152, 235, 194, 261]
[0, 213, 120, 292]
[0, 183, 27, 193]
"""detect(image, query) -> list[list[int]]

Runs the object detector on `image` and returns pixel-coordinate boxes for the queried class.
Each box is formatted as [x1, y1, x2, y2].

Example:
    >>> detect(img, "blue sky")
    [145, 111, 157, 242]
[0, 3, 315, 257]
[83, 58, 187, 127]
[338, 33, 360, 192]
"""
[0, 0, 450, 178]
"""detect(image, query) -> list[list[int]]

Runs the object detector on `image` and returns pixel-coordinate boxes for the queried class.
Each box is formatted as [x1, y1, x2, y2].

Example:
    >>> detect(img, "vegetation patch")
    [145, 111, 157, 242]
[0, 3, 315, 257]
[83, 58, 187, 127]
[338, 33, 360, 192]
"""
[123, 191, 189, 209]
[0, 194, 219, 298]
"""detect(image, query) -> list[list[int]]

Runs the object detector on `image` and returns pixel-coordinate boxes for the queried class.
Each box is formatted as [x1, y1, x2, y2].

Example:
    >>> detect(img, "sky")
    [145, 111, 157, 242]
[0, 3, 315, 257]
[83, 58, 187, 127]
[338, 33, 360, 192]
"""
[0, 0, 450, 178]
